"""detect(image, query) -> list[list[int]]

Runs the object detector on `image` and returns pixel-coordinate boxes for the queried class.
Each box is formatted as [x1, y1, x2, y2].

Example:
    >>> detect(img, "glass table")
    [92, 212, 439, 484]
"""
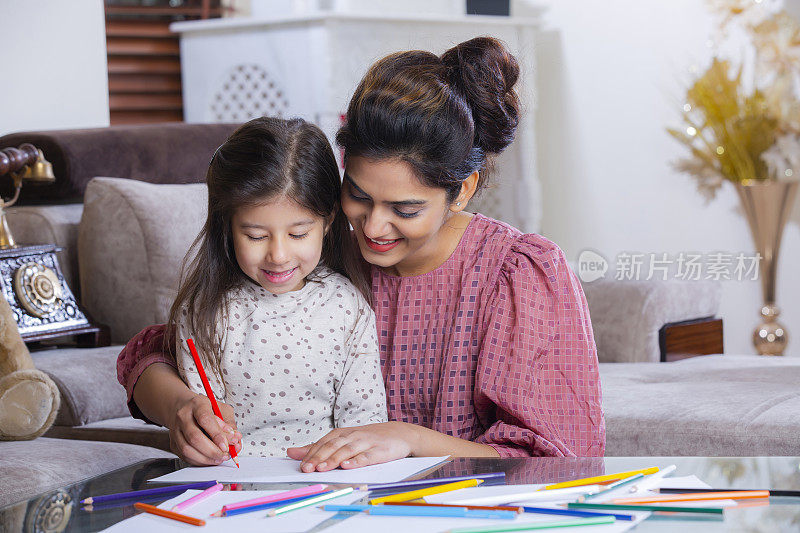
[2, 456, 799, 532]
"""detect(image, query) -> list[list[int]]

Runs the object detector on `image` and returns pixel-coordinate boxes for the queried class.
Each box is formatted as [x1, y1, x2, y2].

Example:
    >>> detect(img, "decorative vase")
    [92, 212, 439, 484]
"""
[735, 179, 799, 355]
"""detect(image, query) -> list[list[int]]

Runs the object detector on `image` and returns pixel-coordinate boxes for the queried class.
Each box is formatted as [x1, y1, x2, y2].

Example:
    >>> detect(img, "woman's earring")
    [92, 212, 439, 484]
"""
[456, 201, 462, 206]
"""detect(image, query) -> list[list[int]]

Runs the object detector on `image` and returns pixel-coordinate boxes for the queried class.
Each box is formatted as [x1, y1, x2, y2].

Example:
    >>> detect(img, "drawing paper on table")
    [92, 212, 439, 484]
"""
[102, 488, 364, 532]
[150, 456, 449, 484]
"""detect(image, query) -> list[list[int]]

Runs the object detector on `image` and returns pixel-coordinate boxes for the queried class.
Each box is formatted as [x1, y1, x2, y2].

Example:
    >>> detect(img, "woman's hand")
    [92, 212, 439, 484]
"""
[286, 422, 416, 471]
[168, 392, 243, 466]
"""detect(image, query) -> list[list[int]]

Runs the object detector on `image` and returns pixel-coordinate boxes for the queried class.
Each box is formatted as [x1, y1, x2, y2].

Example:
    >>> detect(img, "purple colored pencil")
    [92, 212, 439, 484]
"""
[366, 472, 506, 491]
[81, 480, 218, 505]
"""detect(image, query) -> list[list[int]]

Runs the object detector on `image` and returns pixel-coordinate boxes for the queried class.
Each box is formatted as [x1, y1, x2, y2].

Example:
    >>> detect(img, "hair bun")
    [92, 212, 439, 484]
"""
[441, 37, 520, 155]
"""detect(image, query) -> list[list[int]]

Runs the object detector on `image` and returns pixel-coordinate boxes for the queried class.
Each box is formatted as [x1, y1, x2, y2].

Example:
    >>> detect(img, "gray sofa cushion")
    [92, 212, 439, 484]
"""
[32, 346, 129, 426]
[601, 355, 800, 456]
[0, 437, 174, 509]
[79, 178, 207, 343]
[583, 278, 721, 363]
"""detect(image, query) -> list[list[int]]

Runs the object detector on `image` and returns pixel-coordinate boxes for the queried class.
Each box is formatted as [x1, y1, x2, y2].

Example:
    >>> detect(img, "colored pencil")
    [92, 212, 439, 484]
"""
[568, 502, 723, 514]
[171, 482, 223, 512]
[366, 472, 506, 491]
[628, 465, 676, 493]
[578, 473, 645, 502]
[218, 484, 328, 514]
[186, 338, 239, 467]
[432, 485, 602, 506]
[443, 516, 616, 533]
[134, 502, 206, 526]
[543, 467, 659, 490]
[385, 502, 523, 513]
[81, 480, 218, 504]
[267, 487, 354, 516]
[658, 487, 800, 497]
[322, 504, 517, 519]
[520, 506, 636, 521]
[612, 490, 770, 504]
[370, 479, 483, 504]
[215, 493, 330, 517]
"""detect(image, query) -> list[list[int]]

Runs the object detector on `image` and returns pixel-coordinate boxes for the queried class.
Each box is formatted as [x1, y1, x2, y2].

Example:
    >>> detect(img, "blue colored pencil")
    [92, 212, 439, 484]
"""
[366, 472, 506, 491]
[81, 481, 218, 505]
[216, 492, 333, 517]
[521, 506, 635, 521]
[322, 504, 517, 519]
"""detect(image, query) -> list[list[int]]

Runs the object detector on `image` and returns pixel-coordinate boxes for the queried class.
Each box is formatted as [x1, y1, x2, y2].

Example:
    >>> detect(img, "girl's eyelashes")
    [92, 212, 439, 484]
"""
[245, 232, 309, 241]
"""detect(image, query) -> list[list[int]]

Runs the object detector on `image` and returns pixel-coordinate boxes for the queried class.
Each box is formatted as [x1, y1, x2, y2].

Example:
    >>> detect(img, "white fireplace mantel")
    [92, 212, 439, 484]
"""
[171, 10, 543, 232]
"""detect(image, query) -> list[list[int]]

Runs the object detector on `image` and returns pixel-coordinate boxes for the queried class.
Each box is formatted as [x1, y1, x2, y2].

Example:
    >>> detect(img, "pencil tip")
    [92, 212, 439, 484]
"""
[211, 511, 222, 517]
[82, 498, 91, 504]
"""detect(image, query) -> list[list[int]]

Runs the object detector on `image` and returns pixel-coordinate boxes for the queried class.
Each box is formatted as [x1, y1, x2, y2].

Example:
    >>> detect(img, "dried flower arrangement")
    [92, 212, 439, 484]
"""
[668, 0, 800, 200]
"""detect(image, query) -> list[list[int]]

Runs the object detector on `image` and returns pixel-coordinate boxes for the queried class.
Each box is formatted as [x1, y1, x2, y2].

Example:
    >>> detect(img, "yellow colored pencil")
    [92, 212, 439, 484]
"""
[543, 467, 660, 490]
[369, 479, 483, 504]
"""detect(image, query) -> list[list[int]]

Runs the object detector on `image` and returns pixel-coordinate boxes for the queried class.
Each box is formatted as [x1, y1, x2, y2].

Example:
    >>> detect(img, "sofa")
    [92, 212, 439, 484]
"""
[1, 123, 799, 511]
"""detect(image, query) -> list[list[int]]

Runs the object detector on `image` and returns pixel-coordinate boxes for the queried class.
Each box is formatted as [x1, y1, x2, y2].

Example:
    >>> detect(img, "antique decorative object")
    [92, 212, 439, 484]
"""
[0, 144, 108, 345]
[0, 143, 56, 247]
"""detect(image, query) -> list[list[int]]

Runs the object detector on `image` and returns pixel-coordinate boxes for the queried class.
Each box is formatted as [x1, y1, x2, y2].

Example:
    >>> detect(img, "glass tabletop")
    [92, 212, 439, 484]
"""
[2, 456, 799, 532]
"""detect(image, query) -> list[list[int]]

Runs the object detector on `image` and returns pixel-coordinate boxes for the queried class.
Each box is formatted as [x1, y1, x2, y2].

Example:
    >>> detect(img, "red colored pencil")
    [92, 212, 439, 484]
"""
[186, 338, 240, 467]
[134, 502, 206, 526]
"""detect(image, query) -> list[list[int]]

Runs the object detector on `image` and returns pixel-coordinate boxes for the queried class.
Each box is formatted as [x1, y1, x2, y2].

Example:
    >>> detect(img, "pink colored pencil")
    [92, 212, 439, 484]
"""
[171, 483, 223, 512]
[219, 484, 328, 514]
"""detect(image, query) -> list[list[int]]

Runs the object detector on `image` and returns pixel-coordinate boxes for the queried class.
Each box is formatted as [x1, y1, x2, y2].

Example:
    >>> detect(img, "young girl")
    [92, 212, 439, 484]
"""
[169, 116, 387, 458]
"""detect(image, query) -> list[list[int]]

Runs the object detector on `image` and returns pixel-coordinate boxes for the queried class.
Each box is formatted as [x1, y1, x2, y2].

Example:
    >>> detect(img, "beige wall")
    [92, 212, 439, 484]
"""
[0, 0, 109, 136]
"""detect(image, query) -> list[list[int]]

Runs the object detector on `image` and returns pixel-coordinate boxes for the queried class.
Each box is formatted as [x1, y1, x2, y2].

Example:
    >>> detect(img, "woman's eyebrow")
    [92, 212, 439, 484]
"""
[344, 173, 426, 206]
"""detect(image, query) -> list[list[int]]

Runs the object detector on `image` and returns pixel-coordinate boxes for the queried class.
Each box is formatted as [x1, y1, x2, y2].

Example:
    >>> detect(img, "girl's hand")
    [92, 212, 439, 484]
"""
[168, 392, 243, 466]
[286, 422, 415, 471]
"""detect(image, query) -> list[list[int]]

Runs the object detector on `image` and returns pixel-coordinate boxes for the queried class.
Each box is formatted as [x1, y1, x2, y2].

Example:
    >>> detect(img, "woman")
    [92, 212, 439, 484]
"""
[117, 36, 605, 469]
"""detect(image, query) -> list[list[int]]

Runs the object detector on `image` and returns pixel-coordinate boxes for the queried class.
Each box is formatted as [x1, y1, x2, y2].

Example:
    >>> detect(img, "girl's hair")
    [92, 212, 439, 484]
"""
[168, 116, 368, 374]
[336, 36, 520, 202]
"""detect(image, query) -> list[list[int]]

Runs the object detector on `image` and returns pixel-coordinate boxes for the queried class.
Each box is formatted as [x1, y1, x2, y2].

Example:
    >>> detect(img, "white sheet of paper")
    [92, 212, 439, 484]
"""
[149, 456, 449, 484]
[424, 483, 546, 504]
[101, 488, 365, 532]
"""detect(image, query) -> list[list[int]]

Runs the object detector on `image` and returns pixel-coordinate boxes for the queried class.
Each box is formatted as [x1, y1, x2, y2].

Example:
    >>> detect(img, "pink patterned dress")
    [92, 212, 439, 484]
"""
[118, 214, 605, 457]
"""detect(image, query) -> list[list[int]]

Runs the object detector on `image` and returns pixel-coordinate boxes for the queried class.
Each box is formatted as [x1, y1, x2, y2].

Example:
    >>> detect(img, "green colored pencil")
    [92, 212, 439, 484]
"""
[444, 516, 615, 533]
[267, 487, 354, 516]
[569, 502, 723, 514]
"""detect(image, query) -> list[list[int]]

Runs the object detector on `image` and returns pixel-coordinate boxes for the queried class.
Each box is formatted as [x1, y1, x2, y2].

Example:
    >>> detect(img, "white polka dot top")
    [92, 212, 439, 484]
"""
[176, 268, 388, 457]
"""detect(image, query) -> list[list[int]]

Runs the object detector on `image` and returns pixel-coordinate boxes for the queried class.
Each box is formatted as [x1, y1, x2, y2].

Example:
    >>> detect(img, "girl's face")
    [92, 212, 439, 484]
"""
[232, 195, 328, 294]
[341, 156, 461, 276]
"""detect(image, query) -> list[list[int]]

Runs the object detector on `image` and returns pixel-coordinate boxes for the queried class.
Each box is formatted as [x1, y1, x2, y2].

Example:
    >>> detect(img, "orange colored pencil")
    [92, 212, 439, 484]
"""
[384, 502, 524, 513]
[612, 490, 770, 504]
[134, 502, 206, 526]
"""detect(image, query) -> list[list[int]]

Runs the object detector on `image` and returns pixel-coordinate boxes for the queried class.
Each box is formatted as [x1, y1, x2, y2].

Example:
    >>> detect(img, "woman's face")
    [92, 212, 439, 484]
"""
[341, 156, 459, 276]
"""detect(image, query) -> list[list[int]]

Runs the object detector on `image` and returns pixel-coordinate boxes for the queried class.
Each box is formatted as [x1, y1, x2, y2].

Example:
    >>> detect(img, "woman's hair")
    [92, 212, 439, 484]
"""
[336, 36, 520, 202]
[167, 116, 368, 374]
